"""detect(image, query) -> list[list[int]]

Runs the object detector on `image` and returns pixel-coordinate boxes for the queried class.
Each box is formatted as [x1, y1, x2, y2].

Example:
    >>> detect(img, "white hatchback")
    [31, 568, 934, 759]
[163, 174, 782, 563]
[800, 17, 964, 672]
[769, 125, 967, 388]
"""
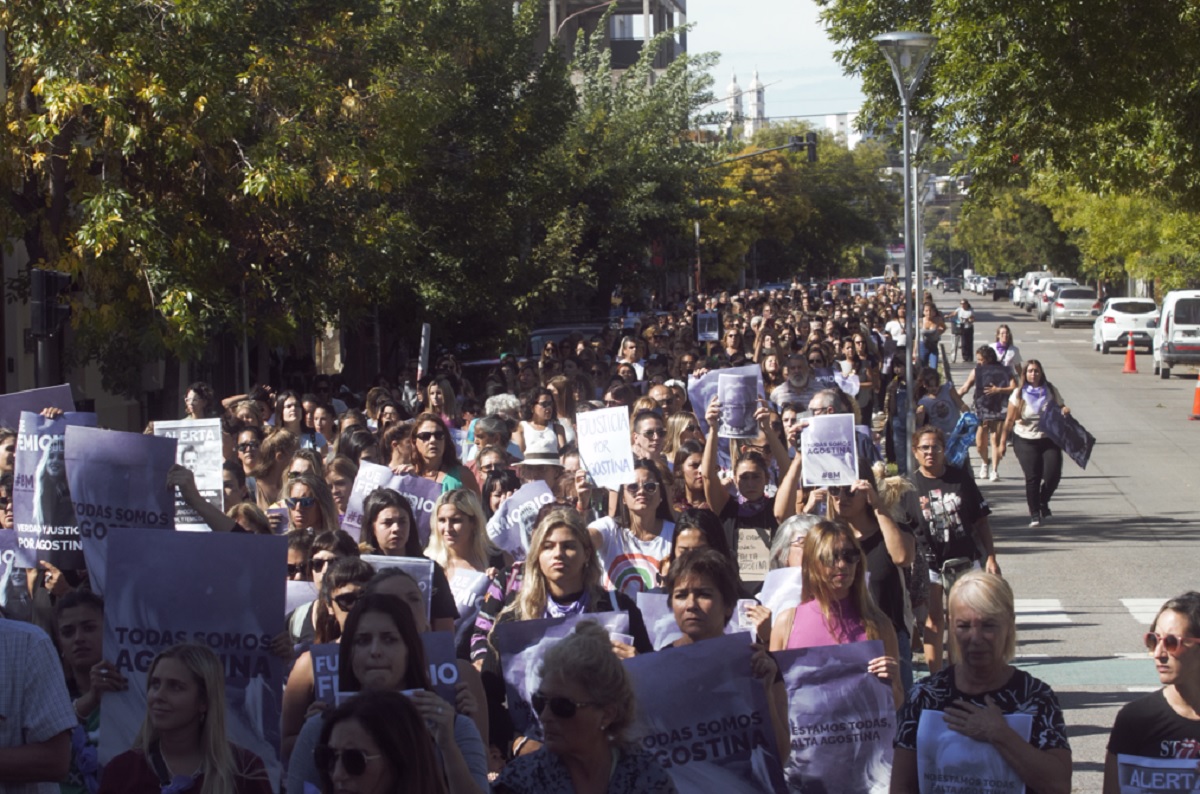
[1092, 297, 1158, 354]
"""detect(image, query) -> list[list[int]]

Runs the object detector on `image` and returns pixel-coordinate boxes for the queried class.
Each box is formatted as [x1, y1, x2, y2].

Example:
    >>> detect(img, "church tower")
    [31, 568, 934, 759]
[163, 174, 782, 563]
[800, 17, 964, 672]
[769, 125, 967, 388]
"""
[744, 70, 766, 141]
[725, 72, 743, 139]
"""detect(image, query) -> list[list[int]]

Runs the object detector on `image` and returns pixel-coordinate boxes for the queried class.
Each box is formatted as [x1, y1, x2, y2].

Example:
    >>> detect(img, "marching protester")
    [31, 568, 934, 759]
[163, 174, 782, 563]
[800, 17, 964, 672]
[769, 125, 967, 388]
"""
[892, 572, 1072, 794]
[999, 359, 1071, 527]
[956, 345, 1019, 482]
[1104, 592, 1200, 793]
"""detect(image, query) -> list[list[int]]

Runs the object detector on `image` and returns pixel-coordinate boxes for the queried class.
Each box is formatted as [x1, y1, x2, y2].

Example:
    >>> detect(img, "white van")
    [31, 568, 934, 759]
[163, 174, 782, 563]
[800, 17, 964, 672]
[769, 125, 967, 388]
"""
[1016, 271, 1052, 309]
[1152, 290, 1200, 379]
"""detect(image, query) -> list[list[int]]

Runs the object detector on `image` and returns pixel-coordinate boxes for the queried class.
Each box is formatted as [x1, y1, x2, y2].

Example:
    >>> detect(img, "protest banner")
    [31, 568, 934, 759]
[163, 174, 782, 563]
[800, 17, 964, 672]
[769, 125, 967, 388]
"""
[310, 632, 457, 707]
[485, 480, 555, 560]
[154, 418, 224, 529]
[757, 567, 803, 616]
[362, 554, 434, 623]
[575, 407, 637, 490]
[812, 366, 840, 392]
[718, 373, 761, 439]
[801, 414, 859, 488]
[634, 592, 756, 650]
[1040, 403, 1096, 470]
[0, 537, 27, 619]
[390, 473, 442, 547]
[0, 384, 74, 429]
[972, 365, 1013, 422]
[624, 632, 789, 793]
[449, 568, 490, 658]
[64, 426, 177, 594]
[101, 528, 287, 789]
[285, 580, 319, 617]
[12, 411, 98, 568]
[688, 364, 764, 436]
[696, 312, 720, 342]
[493, 611, 630, 737]
[1116, 755, 1200, 793]
[777, 640, 895, 793]
[340, 460, 395, 542]
[916, 709, 1032, 794]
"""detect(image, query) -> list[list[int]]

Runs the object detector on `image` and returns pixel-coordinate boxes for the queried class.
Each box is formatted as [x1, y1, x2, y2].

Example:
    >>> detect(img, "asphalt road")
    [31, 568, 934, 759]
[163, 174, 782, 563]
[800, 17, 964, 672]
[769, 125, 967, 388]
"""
[927, 289, 1200, 792]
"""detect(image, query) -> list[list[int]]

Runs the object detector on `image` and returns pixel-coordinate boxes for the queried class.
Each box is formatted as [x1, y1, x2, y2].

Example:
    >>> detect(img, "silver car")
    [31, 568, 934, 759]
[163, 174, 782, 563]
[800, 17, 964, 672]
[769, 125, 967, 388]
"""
[1048, 286, 1100, 328]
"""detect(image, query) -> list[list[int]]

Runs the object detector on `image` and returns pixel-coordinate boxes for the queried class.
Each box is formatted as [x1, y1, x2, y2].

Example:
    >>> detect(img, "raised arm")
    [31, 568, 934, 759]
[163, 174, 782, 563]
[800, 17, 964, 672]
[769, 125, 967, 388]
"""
[701, 396, 730, 516]
[166, 465, 237, 532]
[774, 449, 803, 524]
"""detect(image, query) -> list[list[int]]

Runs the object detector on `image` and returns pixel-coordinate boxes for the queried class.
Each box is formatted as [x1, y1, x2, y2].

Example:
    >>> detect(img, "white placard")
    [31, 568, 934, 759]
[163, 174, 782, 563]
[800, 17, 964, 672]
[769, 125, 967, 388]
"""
[574, 407, 637, 490]
[801, 414, 858, 488]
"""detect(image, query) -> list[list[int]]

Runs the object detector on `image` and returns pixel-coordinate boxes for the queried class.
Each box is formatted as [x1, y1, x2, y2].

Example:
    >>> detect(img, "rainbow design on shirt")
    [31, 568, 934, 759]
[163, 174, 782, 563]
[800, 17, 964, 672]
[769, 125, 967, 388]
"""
[606, 552, 659, 596]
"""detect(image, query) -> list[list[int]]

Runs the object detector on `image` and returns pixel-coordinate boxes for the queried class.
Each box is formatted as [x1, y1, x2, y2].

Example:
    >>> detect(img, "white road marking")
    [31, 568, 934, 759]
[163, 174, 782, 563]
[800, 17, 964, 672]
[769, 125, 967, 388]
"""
[1121, 598, 1169, 625]
[1015, 598, 1071, 625]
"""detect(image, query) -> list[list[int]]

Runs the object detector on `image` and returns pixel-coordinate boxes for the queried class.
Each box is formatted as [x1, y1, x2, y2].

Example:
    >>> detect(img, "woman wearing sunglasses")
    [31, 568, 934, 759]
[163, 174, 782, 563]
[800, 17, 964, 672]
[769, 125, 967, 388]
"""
[316, 691, 448, 794]
[405, 413, 479, 496]
[98, 643, 272, 793]
[579, 459, 675, 598]
[283, 473, 340, 534]
[1104, 592, 1200, 793]
[286, 530, 361, 646]
[493, 620, 675, 793]
[892, 571, 1071, 794]
[282, 557, 375, 762]
[514, 388, 568, 458]
[663, 411, 703, 461]
[769, 520, 903, 709]
[289, 593, 488, 794]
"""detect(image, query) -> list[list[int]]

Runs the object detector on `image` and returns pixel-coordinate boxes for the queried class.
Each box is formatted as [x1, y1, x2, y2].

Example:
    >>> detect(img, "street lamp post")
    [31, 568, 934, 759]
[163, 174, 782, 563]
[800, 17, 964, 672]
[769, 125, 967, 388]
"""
[875, 30, 936, 473]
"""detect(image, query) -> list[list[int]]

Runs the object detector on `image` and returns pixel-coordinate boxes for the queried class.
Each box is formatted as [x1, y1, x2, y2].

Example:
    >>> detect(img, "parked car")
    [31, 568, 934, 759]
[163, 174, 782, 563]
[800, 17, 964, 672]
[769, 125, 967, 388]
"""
[1033, 277, 1077, 320]
[1017, 270, 1053, 310]
[992, 273, 1012, 301]
[1093, 297, 1158, 354]
[1152, 290, 1200, 379]
[1048, 286, 1100, 328]
[942, 277, 962, 293]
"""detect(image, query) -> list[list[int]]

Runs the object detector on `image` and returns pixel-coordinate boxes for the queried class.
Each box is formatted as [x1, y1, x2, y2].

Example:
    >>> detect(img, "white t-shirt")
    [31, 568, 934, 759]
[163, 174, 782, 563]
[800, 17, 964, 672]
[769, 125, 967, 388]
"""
[1008, 384, 1063, 441]
[588, 516, 675, 597]
[885, 319, 907, 347]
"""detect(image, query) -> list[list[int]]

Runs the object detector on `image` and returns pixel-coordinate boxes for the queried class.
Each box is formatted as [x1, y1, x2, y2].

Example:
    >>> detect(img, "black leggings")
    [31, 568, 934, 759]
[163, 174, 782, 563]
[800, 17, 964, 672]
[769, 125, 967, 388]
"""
[1012, 435, 1063, 516]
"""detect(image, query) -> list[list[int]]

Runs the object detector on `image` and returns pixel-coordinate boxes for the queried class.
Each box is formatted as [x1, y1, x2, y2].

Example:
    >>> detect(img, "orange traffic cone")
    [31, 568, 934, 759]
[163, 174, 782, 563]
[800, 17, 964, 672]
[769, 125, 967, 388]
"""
[1190, 376, 1200, 421]
[1122, 334, 1138, 374]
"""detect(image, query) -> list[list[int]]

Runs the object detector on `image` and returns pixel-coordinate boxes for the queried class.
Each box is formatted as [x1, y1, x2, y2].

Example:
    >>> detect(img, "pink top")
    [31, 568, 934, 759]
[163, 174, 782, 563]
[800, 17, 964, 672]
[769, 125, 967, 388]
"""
[786, 597, 868, 649]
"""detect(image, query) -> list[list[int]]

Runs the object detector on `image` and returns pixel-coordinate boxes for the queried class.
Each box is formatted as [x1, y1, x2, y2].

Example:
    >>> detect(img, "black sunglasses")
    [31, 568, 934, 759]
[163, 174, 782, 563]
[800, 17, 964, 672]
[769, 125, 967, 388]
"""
[415, 431, 446, 442]
[532, 692, 596, 719]
[314, 745, 382, 777]
[286, 496, 316, 509]
[826, 549, 862, 565]
[286, 563, 308, 578]
[237, 442, 260, 453]
[310, 558, 333, 574]
[333, 591, 363, 612]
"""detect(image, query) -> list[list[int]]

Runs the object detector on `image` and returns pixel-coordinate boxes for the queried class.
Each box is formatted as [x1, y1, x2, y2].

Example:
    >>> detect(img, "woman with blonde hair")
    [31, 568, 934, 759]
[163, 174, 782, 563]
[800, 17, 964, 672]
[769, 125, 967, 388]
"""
[425, 488, 513, 613]
[470, 508, 651, 673]
[98, 643, 271, 793]
[283, 473, 340, 534]
[662, 411, 702, 460]
[770, 520, 903, 708]
[252, 427, 298, 510]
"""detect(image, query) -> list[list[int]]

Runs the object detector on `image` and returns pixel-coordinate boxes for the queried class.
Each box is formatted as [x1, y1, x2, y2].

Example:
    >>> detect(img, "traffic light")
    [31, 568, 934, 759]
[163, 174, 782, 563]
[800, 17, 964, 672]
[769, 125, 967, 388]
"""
[31, 268, 72, 338]
[806, 132, 818, 163]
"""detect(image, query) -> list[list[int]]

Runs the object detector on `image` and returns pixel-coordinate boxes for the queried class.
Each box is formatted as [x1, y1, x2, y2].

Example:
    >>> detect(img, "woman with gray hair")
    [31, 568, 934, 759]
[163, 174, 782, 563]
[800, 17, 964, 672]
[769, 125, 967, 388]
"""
[768, 513, 821, 570]
[493, 620, 676, 793]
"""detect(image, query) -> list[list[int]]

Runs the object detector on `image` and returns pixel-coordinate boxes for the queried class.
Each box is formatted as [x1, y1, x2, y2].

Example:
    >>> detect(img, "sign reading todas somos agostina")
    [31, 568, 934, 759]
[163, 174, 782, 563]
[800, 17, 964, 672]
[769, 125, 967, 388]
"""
[100, 528, 287, 790]
[624, 632, 789, 794]
[777, 640, 895, 793]
[12, 411, 98, 568]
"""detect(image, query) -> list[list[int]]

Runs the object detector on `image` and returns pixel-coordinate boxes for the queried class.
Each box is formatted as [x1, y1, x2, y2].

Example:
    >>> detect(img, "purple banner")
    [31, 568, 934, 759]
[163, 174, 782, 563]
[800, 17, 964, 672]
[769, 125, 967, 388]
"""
[153, 419, 224, 528]
[286, 580, 319, 617]
[1040, 402, 1095, 470]
[0, 384, 74, 430]
[100, 528, 287, 789]
[624, 631, 788, 793]
[361, 554, 433, 623]
[12, 411, 98, 568]
[493, 612, 630, 737]
[485, 480, 554, 560]
[312, 632, 458, 707]
[63, 426, 176, 592]
[391, 474, 442, 547]
[688, 364, 764, 437]
[777, 640, 894, 793]
[311, 643, 341, 704]
[1116, 755, 1200, 793]
[340, 460, 394, 542]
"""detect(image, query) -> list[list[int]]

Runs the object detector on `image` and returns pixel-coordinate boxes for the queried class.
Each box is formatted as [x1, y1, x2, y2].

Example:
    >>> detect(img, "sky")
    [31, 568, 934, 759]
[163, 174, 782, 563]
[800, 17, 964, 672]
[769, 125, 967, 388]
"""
[685, 0, 866, 122]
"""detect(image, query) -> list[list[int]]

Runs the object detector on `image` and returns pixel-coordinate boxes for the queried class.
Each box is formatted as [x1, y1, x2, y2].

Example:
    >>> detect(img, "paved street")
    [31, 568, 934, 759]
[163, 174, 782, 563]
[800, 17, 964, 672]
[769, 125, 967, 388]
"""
[928, 291, 1200, 792]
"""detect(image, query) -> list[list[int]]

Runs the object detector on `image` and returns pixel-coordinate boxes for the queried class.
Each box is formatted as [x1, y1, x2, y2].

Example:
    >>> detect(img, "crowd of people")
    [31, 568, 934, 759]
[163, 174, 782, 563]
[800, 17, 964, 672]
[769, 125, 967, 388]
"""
[1, 280, 1197, 794]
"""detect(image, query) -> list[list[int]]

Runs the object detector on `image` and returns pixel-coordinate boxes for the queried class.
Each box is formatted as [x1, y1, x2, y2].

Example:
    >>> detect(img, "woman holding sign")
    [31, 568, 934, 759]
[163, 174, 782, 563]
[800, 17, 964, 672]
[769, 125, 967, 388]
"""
[1103, 592, 1200, 794]
[493, 621, 676, 793]
[98, 643, 272, 793]
[769, 520, 904, 708]
[999, 360, 1070, 528]
[892, 571, 1072, 794]
[288, 593, 489, 794]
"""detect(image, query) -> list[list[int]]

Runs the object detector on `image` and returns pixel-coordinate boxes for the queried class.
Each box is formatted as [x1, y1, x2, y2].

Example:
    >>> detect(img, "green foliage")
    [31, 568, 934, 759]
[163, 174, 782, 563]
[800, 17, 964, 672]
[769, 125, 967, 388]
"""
[953, 188, 1079, 276]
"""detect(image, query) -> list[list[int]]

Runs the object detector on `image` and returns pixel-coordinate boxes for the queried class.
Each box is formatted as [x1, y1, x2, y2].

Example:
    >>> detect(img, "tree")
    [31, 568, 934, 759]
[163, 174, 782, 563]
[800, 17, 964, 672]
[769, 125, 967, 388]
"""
[953, 188, 1079, 276]
[2, 0, 579, 394]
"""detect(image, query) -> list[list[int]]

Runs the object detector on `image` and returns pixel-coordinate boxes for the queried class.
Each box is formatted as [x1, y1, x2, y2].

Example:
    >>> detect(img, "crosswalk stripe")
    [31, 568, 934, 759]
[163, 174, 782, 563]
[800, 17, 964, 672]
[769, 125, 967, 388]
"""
[1121, 598, 1168, 625]
[1015, 598, 1071, 625]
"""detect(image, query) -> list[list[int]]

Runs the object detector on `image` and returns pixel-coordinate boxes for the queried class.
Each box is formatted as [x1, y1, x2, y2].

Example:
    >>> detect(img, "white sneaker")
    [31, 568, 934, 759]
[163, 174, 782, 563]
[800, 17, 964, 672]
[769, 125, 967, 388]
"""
[989, 467, 998, 482]
[979, 462, 989, 480]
